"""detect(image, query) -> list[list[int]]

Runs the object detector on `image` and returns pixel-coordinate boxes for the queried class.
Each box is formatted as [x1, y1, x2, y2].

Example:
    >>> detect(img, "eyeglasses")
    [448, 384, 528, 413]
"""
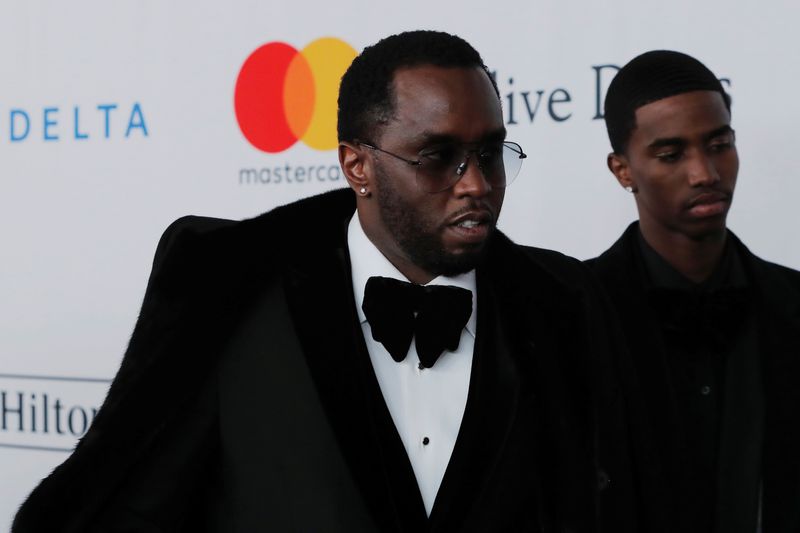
[358, 140, 527, 193]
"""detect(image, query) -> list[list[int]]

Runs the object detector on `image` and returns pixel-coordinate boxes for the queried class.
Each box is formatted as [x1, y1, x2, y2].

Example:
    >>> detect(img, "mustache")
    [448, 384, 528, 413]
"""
[445, 202, 498, 226]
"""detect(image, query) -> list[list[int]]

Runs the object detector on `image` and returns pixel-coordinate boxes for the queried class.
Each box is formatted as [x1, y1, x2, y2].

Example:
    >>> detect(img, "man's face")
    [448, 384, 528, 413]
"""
[611, 90, 739, 243]
[362, 65, 506, 282]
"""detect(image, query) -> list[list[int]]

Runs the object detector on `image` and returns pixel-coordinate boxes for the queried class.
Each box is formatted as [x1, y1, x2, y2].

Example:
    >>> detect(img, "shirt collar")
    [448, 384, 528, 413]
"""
[348, 212, 477, 337]
[636, 227, 748, 292]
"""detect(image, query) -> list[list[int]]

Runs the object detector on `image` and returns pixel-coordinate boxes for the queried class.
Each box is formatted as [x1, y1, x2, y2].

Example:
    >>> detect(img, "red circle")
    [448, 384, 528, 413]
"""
[234, 42, 299, 153]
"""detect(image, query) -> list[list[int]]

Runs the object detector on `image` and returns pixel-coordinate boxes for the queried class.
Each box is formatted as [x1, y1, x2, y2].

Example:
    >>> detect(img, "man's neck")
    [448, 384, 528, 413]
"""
[355, 207, 435, 285]
[639, 222, 728, 284]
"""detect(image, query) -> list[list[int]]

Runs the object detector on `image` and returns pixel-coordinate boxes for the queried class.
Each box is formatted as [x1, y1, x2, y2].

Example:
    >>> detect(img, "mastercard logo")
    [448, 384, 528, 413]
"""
[234, 37, 357, 153]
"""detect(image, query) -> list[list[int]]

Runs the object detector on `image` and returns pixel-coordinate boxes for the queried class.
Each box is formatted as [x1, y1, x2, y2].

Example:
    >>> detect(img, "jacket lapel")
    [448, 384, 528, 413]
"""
[430, 234, 599, 532]
[591, 225, 682, 442]
[510, 243, 601, 532]
[427, 265, 525, 532]
[588, 223, 683, 522]
[281, 209, 428, 532]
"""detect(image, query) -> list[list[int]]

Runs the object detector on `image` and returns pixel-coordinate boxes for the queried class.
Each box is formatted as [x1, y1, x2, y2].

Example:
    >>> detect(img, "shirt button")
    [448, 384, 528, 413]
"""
[422, 437, 430, 446]
[700, 385, 711, 395]
[597, 469, 611, 491]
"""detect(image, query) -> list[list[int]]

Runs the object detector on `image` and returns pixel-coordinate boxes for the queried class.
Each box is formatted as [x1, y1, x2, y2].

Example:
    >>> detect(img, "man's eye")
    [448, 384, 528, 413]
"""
[420, 146, 458, 164]
[655, 151, 682, 163]
[709, 140, 733, 153]
[478, 144, 503, 162]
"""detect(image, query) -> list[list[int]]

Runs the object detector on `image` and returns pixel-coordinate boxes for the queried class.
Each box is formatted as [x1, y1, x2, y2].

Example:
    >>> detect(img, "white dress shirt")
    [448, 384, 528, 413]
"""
[347, 213, 476, 516]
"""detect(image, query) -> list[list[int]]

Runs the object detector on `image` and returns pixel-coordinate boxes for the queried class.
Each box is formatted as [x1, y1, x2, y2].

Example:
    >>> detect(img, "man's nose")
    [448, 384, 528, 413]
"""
[453, 154, 492, 197]
[687, 153, 720, 187]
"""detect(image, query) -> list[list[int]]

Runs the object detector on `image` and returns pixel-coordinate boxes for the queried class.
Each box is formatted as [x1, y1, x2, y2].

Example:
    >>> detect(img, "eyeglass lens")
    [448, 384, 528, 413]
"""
[416, 142, 526, 193]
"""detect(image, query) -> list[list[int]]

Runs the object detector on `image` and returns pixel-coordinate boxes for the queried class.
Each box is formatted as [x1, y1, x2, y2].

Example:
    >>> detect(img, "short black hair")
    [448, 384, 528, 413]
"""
[604, 50, 731, 154]
[337, 30, 499, 143]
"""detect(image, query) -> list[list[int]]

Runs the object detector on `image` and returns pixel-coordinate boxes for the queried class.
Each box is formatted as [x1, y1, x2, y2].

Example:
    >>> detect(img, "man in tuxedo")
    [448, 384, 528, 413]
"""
[588, 50, 800, 532]
[15, 31, 635, 532]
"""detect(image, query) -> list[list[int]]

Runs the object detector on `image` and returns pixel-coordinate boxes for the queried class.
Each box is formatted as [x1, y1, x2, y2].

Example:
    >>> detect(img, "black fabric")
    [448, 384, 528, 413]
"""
[212, 243, 389, 532]
[587, 222, 800, 533]
[715, 308, 762, 533]
[648, 286, 750, 351]
[14, 189, 640, 533]
[434, 261, 533, 531]
[637, 231, 753, 532]
[281, 219, 429, 533]
[639, 230, 750, 353]
[362, 276, 472, 368]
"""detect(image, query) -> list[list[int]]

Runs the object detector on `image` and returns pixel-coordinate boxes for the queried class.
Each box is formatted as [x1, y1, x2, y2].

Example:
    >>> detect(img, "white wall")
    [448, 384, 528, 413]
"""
[2, 0, 798, 527]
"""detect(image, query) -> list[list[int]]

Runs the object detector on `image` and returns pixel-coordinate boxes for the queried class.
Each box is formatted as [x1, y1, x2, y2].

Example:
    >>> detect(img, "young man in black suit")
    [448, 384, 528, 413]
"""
[588, 50, 800, 532]
[14, 31, 635, 532]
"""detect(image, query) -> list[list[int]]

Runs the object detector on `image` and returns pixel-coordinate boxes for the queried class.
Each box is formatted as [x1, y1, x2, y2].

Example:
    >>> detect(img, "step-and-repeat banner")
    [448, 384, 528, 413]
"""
[1, 0, 798, 527]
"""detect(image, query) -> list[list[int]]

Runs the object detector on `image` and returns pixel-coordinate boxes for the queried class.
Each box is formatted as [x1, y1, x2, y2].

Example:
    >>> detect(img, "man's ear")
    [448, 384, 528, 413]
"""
[607, 152, 637, 192]
[339, 142, 371, 196]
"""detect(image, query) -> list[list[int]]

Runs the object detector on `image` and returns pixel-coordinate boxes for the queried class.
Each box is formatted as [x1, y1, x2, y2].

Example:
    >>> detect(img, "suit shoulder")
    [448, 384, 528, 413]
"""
[153, 215, 236, 263]
[520, 244, 583, 266]
[246, 187, 353, 225]
[161, 187, 354, 240]
[154, 187, 354, 266]
[518, 244, 594, 284]
[163, 214, 237, 234]
[729, 232, 800, 291]
[749, 255, 800, 291]
[754, 256, 800, 277]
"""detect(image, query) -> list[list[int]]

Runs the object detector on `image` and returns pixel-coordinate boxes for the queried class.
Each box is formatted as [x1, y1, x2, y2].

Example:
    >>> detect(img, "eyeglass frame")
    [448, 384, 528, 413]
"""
[355, 139, 527, 193]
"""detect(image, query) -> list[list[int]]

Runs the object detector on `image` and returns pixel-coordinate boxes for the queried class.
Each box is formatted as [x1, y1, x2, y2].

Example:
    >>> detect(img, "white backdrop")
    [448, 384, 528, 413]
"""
[1, 0, 798, 527]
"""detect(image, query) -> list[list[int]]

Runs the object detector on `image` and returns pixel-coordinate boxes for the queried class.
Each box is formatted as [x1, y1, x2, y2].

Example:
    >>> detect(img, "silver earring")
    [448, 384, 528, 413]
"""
[624, 186, 633, 193]
[359, 187, 368, 195]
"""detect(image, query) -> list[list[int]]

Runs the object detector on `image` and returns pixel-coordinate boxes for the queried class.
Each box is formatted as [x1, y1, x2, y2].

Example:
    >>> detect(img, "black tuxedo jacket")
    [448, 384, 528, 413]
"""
[14, 189, 638, 533]
[587, 222, 800, 532]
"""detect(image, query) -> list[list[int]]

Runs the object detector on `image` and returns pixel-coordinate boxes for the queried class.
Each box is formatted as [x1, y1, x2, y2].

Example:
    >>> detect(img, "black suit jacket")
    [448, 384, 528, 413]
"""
[587, 222, 800, 532]
[14, 189, 637, 532]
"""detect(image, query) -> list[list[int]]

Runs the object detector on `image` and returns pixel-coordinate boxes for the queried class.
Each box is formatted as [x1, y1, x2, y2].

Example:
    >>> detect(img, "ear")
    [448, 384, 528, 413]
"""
[607, 152, 637, 192]
[339, 142, 372, 196]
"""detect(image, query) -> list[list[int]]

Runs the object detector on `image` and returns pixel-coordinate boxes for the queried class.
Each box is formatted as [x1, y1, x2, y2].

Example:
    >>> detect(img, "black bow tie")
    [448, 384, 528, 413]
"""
[361, 276, 473, 368]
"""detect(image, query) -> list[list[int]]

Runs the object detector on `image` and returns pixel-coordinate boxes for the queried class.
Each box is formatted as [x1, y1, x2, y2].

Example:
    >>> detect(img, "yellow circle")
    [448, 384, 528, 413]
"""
[299, 37, 357, 150]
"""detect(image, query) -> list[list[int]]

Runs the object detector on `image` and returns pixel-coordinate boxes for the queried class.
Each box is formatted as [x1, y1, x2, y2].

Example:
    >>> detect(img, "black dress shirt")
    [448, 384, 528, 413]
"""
[637, 232, 762, 533]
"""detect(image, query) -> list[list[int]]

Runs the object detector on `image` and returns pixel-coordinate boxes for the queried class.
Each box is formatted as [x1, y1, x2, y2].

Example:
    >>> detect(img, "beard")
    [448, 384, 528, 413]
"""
[375, 167, 494, 277]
